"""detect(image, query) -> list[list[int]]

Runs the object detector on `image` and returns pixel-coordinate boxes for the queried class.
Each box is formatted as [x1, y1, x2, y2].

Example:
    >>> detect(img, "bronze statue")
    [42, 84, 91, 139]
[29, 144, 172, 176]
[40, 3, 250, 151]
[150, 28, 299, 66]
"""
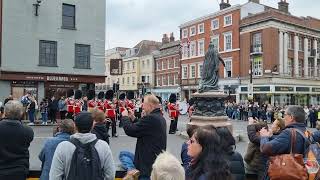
[198, 42, 225, 92]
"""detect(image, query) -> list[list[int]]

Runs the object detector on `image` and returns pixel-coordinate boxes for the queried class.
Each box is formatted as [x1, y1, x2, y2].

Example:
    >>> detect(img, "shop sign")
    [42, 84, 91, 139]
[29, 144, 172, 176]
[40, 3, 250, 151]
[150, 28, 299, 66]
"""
[275, 86, 294, 92]
[296, 87, 310, 92]
[253, 86, 270, 92]
[110, 59, 123, 75]
[46, 76, 69, 82]
[241, 87, 248, 92]
[312, 88, 320, 92]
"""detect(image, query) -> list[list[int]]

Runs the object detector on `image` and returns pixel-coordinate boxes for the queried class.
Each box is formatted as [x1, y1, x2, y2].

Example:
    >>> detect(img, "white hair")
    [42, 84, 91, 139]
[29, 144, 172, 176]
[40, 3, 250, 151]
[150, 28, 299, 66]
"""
[151, 151, 185, 180]
[4, 100, 24, 120]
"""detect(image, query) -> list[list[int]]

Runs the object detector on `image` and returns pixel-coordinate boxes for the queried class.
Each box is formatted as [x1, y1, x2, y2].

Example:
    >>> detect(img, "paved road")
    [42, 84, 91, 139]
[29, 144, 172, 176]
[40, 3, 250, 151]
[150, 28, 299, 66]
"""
[28, 113, 257, 170]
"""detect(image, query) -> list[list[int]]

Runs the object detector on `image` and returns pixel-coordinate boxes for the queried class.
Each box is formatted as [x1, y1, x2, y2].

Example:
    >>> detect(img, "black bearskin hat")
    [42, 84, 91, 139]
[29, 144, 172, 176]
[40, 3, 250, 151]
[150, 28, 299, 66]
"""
[105, 90, 114, 100]
[156, 96, 162, 104]
[74, 90, 82, 100]
[169, 93, 177, 103]
[66, 89, 74, 98]
[98, 92, 104, 100]
[127, 91, 134, 100]
[119, 93, 126, 100]
[87, 90, 95, 100]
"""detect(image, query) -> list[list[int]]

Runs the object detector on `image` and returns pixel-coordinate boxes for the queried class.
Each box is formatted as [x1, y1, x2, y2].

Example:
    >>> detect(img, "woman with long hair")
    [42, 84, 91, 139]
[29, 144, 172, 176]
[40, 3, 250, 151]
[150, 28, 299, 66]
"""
[187, 125, 231, 180]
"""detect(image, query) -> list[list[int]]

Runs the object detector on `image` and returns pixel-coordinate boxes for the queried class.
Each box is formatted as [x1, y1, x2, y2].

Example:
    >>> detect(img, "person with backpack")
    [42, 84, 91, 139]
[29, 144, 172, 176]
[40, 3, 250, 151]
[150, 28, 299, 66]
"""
[259, 105, 308, 180]
[49, 111, 115, 180]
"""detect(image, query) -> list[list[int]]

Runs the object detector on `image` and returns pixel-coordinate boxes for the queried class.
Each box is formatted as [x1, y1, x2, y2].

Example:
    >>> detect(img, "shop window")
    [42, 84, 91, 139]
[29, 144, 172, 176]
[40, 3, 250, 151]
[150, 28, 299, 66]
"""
[75, 44, 90, 69]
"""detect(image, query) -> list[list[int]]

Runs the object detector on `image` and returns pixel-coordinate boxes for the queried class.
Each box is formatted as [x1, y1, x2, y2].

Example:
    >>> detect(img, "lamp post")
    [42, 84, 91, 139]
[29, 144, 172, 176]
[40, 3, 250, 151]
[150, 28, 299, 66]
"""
[248, 58, 254, 101]
[33, 0, 42, 16]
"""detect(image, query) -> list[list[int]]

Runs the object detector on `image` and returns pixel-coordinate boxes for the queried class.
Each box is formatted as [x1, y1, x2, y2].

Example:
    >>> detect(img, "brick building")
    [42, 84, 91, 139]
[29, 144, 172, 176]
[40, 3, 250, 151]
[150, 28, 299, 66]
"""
[153, 33, 181, 100]
[179, 0, 266, 101]
[239, 0, 320, 106]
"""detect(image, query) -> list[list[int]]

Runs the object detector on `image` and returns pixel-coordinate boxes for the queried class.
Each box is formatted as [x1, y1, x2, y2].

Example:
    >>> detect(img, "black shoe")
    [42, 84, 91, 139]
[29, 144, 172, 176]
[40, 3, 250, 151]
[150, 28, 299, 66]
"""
[169, 132, 175, 134]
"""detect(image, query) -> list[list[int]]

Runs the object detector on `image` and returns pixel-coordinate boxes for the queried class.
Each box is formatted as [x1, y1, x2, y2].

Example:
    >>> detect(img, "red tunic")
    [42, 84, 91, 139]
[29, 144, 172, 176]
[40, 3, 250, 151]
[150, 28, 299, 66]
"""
[104, 100, 116, 118]
[73, 99, 83, 115]
[87, 99, 96, 111]
[126, 99, 135, 111]
[66, 98, 75, 113]
[168, 103, 179, 118]
[96, 99, 104, 112]
[118, 100, 126, 113]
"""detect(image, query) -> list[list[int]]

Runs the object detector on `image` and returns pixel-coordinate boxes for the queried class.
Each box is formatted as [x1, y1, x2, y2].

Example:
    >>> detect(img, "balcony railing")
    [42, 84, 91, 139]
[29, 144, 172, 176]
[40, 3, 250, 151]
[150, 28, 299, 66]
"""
[250, 44, 263, 54]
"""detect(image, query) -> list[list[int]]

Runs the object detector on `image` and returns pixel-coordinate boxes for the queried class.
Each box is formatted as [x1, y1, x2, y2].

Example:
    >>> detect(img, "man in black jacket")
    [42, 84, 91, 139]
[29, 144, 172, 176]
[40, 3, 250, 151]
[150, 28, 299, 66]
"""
[0, 100, 34, 180]
[121, 94, 167, 180]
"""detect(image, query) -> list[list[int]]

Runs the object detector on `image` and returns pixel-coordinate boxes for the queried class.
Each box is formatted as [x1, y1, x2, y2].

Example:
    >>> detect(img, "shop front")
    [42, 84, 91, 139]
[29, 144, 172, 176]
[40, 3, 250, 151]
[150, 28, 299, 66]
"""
[152, 87, 181, 101]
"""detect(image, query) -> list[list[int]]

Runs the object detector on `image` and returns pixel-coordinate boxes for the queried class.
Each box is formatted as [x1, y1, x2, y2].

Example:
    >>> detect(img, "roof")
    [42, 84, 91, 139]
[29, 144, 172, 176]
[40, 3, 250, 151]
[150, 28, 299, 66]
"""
[133, 40, 162, 57]
[154, 40, 181, 59]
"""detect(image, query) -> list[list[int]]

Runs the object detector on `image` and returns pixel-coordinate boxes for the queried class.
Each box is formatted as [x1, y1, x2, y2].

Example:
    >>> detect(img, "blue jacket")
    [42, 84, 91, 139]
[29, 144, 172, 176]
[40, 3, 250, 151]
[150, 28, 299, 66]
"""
[39, 132, 71, 180]
[181, 142, 192, 177]
[260, 123, 307, 156]
[312, 130, 320, 143]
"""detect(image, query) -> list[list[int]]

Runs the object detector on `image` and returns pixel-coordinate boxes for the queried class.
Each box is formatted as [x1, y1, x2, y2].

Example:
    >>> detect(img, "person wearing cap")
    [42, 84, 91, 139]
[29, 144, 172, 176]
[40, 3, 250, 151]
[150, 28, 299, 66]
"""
[49, 111, 115, 180]
[39, 119, 75, 180]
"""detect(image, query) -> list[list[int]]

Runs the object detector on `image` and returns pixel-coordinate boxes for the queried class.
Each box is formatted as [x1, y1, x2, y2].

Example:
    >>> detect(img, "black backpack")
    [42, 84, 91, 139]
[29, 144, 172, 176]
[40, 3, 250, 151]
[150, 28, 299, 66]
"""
[67, 138, 104, 180]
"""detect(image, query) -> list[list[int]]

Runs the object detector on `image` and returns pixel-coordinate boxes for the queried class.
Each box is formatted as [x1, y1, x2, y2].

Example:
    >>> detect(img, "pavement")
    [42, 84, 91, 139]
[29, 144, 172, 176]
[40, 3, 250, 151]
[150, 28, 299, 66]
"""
[29, 112, 315, 170]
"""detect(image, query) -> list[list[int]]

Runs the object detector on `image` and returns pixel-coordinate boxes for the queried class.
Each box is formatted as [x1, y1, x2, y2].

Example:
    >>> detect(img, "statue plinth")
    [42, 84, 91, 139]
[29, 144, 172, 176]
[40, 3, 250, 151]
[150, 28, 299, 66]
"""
[188, 91, 232, 132]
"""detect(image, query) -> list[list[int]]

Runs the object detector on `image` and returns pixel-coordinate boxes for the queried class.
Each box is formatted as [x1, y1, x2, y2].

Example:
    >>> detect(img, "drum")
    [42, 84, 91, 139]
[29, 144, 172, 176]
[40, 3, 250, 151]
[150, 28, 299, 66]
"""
[178, 101, 188, 115]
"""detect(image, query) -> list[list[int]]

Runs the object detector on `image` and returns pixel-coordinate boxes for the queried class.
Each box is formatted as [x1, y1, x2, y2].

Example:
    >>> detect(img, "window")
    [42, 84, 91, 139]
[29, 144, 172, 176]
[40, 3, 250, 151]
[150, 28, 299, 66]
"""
[162, 59, 167, 70]
[190, 26, 196, 36]
[182, 66, 188, 79]
[132, 77, 135, 85]
[169, 59, 174, 69]
[157, 76, 161, 86]
[127, 77, 130, 85]
[162, 75, 168, 86]
[299, 37, 303, 51]
[224, 59, 232, 78]
[252, 32, 262, 52]
[174, 73, 179, 85]
[288, 34, 293, 49]
[132, 61, 135, 69]
[317, 40, 320, 58]
[198, 23, 204, 34]
[190, 65, 196, 78]
[182, 29, 188, 38]
[174, 58, 179, 68]
[211, 35, 219, 51]
[298, 60, 303, 77]
[62, 4, 75, 29]
[157, 61, 162, 70]
[198, 39, 205, 56]
[224, 32, 232, 51]
[198, 64, 203, 78]
[224, 14, 232, 27]
[169, 74, 174, 85]
[288, 58, 293, 76]
[75, 44, 90, 69]
[253, 56, 263, 76]
[211, 19, 219, 30]
[182, 44, 189, 58]
[39, 40, 57, 67]
[308, 39, 311, 52]
[142, 60, 145, 68]
[190, 41, 196, 57]
[122, 77, 125, 85]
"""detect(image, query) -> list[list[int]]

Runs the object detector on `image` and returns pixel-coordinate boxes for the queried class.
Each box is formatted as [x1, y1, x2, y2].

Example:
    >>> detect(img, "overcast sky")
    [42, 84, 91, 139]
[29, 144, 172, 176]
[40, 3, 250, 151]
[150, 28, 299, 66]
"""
[105, 0, 320, 49]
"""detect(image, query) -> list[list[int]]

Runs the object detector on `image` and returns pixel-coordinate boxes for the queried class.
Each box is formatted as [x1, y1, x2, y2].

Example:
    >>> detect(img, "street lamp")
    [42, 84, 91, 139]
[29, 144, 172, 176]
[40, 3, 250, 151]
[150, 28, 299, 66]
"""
[33, 0, 42, 16]
[248, 58, 254, 101]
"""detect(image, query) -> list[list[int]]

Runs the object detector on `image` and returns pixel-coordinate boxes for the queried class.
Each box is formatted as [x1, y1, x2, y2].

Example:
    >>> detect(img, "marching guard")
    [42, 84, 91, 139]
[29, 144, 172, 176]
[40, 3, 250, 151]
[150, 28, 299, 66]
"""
[104, 90, 117, 137]
[87, 90, 96, 112]
[65, 89, 75, 119]
[168, 93, 180, 134]
[73, 90, 84, 116]
[96, 92, 105, 112]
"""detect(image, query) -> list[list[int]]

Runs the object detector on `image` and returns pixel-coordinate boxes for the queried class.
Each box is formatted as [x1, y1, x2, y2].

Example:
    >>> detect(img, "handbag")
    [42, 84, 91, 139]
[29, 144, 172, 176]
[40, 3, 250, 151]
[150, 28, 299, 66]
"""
[268, 129, 308, 180]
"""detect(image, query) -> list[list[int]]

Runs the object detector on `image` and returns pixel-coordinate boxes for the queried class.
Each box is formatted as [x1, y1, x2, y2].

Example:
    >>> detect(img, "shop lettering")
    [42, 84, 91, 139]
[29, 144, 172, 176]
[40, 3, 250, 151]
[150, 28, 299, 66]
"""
[312, 88, 320, 92]
[275, 86, 294, 92]
[46, 76, 69, 81]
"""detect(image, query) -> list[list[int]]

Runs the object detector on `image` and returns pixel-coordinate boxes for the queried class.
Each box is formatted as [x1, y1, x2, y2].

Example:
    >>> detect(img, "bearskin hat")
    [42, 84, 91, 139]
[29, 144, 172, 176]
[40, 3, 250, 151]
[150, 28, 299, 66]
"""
[156, 96, 162, 104]
[66, 89, 74, 98]
[127, 91, 134, 100]
[169, 93, 177, 103]
[97, 91, 104, 100]
[105, 90, 114, 100]
[119, 93, 126, 100]
[74, 90, 82, 100]
[86, 90, 95, 100]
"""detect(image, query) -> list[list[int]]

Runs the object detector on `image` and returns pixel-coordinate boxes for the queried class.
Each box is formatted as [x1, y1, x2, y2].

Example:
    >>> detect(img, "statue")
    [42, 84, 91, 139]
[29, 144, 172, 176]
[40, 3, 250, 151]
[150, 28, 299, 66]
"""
[198, 42, 225, 93]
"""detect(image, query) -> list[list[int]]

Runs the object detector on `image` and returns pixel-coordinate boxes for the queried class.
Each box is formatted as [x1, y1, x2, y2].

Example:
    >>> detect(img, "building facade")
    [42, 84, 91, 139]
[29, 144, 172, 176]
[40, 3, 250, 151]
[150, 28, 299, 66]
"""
[0, 0, 106, 102]
[153, 33, 181, 101]
[179, 0, 265, 101]
[119, 40, 161, 97]
[239, 1, 320, 106]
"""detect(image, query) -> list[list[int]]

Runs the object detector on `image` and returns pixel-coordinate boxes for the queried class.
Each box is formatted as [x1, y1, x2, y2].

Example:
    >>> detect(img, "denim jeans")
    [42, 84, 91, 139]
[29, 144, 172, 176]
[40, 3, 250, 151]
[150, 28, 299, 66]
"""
[119, 151, 136, 171]
[28, 110, 35, 123]
[41, 112, 48, 123]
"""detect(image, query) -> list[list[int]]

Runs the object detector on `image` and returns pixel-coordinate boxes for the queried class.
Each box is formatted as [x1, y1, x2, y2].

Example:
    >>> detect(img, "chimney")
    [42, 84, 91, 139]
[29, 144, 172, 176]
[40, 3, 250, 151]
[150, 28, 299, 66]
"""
[278, 0, 289, 14]
[169, 32, 175, 42]
[162, 34, 169, 44]
[219, 0, 231, 10]
[249, 0, 260, 3]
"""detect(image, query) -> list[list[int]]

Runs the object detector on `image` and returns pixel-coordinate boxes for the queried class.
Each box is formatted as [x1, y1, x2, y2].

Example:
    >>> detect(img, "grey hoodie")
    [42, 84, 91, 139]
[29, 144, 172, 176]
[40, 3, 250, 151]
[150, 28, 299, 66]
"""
[49, 133, 115, 180]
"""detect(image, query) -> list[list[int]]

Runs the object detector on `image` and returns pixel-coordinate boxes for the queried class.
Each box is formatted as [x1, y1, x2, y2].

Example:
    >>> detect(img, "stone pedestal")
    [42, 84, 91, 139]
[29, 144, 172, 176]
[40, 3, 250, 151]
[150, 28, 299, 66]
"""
[187, 91, 232, 132]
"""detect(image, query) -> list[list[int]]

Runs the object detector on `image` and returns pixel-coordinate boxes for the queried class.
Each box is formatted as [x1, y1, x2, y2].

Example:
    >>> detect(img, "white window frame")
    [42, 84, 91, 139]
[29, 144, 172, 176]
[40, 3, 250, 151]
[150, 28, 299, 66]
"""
[253, 56, 263, 77]
[182, 43, 189, 59]
[224, 58, 232, 78]
[174, 73, 179, 85]
[182, 65, 188, 79]
[190, 64, 196, 78]
[198, 39, 205, 56]
[224, 14, 232, 27]
[182, 28, 188, 38]
[162, 76, 166, 86]
[211, 18, 219, 30]
[174, 58, 179, 68]
[190, 26, 196, 36]
[224, 32, 232, 51]
[190, 41, 196, 57]
[198, 23, 204, 34]
[288, 34, 293, 49]
[211, 35, 219, 51]
[198, 64, 203, 78]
